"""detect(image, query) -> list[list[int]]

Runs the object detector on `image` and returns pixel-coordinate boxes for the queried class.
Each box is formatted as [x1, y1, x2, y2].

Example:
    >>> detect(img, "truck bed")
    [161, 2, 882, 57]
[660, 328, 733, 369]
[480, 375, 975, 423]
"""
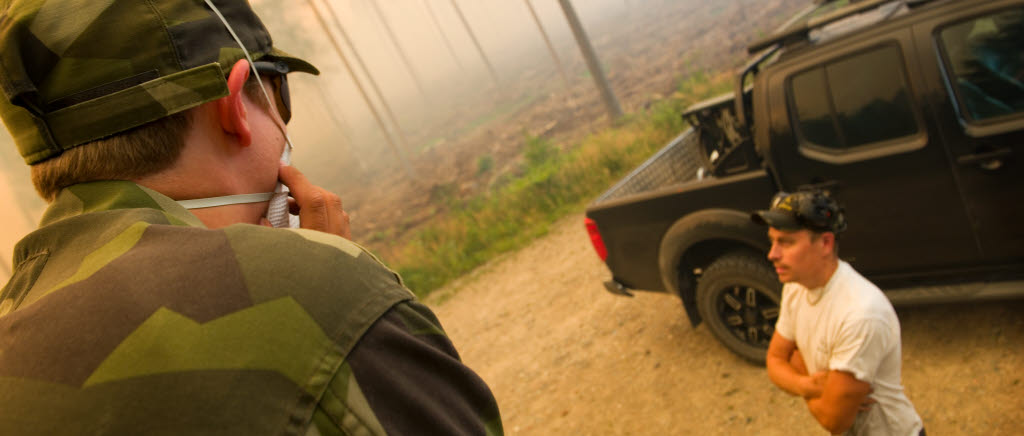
[591, 128, 704, 205]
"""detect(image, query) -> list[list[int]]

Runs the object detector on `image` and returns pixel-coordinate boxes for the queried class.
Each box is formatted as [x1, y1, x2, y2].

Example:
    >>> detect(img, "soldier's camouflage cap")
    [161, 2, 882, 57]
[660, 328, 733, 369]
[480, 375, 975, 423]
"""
[0, 0, 319, 165]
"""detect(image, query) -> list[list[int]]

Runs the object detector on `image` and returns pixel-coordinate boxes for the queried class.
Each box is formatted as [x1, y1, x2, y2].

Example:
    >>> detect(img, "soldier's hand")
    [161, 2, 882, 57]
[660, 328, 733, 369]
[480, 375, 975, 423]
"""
[858, 387, 876, 412]
[810, 371, 828, 387]
[277, 163, 351, 239]
[800, 370, 828, 399]
[858, 397, 877, 412]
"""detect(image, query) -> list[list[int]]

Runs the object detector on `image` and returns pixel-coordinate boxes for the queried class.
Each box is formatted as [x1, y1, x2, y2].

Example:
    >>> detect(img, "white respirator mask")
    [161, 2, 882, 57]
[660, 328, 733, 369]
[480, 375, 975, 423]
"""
[177, 0, 299, 229]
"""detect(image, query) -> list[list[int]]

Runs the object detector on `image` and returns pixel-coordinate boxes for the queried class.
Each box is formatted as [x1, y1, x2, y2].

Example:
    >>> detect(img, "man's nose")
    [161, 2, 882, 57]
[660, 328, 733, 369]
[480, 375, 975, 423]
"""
[767, 244, 780, 261]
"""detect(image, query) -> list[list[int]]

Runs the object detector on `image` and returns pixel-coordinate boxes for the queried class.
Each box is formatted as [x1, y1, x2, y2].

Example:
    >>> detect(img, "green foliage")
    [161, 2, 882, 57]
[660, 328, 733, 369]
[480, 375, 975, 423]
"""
[648, 98, 688, 133]
[523, 134, 558, 168]
[367, 229, 393, 244]
[476, 154, 494, 175]
[429, 182, 460, 208]
[387, 72, 735, 297]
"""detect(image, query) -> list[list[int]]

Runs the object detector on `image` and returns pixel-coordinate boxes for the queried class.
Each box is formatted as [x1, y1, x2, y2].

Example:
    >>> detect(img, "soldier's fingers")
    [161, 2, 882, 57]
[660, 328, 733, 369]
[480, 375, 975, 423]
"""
[279, 163, 350, 238]
[324, 191, 343, 236]
[299, 188, 330, 232]
[278, 164, 315, 205]
[279, 164, 328, 231]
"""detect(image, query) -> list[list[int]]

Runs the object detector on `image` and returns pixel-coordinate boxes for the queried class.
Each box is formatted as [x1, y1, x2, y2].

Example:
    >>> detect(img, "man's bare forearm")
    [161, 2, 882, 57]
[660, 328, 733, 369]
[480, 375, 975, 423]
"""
[766, 353, 818, 398]
[807, 395, 854, 434]
[804, 370, 872, 434]
[766, 333, 820, 398]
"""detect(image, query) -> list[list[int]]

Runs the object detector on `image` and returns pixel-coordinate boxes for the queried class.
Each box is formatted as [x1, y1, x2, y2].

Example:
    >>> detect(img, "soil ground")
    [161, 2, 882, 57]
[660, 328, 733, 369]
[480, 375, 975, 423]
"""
[427, 212, 1024, 435]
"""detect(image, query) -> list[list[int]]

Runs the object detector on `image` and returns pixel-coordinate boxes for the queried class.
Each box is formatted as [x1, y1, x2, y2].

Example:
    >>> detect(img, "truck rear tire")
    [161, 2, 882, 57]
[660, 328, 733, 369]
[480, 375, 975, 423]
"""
[696, 252, 781, 364]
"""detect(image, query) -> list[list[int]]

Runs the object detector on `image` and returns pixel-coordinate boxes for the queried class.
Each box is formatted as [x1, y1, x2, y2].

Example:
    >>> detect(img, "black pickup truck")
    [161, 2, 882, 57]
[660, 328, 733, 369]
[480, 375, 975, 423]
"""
[584, 0, 1024, 363]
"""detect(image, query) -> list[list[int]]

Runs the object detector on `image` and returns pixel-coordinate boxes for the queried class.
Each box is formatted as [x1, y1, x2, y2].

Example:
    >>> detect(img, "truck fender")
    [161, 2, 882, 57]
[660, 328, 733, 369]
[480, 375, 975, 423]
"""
[658, 209, 770, 326]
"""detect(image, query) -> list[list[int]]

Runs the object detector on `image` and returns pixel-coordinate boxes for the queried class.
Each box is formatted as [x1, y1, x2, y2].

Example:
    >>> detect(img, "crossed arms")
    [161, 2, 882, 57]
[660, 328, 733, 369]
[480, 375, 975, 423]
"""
[766, 332, 872, 434]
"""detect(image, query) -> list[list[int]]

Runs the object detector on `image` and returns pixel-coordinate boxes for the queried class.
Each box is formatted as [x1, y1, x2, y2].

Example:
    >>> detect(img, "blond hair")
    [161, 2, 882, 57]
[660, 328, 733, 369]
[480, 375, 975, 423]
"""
[31, 80, 271, 201]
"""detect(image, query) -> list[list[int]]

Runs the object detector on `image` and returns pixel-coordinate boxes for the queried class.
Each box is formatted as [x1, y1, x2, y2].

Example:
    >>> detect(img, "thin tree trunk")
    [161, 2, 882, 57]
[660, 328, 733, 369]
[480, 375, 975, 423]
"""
[422, 0, 465, 72]
[367, 0, 429, 100]
[449, 0, 500, 86]
[557, 0, 623, 120]
[323, 0, 414, 157]
[523, 0, 570, 89]
[306, 0, 413, 177]
[312, 79, 367, 174]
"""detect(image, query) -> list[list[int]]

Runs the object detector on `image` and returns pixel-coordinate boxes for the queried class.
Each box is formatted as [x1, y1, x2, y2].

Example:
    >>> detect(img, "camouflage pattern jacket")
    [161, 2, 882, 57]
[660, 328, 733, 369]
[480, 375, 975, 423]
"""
[0, 181, 503, 435]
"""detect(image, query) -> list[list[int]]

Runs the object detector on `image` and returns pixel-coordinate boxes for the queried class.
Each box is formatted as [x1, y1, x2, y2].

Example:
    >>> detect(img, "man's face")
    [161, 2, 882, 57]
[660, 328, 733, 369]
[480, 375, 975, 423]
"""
[766, 227, 831, 287]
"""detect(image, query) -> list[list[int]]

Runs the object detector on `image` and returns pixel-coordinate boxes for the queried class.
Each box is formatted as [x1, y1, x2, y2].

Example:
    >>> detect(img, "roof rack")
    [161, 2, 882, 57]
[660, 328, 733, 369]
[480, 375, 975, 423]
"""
[746, 0, 936, 54]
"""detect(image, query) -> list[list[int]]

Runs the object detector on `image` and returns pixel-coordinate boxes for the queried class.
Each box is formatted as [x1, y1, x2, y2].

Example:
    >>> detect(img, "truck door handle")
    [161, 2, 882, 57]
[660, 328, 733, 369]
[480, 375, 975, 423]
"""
[957, 147, 1012, 168]
[797, 180, 841, 192]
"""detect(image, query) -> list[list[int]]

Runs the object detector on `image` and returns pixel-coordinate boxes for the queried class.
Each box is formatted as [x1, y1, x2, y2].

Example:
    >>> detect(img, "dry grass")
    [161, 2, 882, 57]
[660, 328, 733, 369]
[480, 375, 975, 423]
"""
[389, 71, 734, 296]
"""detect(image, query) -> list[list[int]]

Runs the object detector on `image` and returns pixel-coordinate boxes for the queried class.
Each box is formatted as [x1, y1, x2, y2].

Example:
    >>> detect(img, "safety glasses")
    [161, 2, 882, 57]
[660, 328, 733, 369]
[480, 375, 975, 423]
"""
[252, 60, 292, 124]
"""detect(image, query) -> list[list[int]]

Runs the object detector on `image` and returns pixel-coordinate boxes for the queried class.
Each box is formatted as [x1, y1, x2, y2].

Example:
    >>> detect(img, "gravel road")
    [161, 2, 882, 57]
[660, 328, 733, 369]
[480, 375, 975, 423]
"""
[426, 212, 1024, 435]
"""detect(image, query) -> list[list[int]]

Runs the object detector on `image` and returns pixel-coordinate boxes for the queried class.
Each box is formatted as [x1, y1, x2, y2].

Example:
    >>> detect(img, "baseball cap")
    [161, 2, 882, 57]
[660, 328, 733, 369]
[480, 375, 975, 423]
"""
[0, 0, 319, 165]
[751, 190, 847, 233]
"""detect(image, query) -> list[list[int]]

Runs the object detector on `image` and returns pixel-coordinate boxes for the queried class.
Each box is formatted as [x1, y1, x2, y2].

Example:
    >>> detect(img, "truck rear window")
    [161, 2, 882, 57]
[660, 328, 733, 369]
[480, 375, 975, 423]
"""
[789, 44, 919, 151]
[938, 8, 1024, 122]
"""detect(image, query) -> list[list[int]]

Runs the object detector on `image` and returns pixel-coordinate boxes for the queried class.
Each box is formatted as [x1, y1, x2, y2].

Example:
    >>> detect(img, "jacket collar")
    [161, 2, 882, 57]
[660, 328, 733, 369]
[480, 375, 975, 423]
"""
[41, 181, 206, 228]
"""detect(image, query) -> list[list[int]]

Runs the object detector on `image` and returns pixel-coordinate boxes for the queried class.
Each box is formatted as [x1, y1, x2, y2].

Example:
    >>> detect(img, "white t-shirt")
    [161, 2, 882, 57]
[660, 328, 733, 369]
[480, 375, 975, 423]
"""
[775, 261, 922, 436]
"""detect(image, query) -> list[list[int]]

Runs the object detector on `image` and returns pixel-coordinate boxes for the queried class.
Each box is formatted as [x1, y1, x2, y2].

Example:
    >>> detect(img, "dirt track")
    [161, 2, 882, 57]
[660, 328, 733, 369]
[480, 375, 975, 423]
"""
[427, 212, 1024, 435]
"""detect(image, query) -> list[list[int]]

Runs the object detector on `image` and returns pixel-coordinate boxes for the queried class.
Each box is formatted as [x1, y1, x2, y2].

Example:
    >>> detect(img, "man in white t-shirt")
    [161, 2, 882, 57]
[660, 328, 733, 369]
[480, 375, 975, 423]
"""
[753, 191, 923, 436]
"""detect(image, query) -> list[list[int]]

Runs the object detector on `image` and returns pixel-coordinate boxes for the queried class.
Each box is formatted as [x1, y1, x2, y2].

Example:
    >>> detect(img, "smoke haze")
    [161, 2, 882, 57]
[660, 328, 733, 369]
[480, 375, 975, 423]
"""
[0, 0, 808, 280]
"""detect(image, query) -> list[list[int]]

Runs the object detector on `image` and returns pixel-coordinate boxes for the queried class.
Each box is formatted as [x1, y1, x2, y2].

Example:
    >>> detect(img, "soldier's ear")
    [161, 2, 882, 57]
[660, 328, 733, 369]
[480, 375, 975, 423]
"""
[217, 60, 252, 147]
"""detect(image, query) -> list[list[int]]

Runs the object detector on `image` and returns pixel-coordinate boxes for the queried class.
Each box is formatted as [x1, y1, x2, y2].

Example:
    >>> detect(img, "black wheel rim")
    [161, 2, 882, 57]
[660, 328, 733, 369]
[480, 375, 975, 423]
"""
[715, 285, 779, 348]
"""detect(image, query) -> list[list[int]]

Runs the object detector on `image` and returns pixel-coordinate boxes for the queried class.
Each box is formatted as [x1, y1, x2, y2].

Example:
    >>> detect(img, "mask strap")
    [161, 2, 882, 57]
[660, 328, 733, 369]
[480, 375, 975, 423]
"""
[178, 193, 274, 210]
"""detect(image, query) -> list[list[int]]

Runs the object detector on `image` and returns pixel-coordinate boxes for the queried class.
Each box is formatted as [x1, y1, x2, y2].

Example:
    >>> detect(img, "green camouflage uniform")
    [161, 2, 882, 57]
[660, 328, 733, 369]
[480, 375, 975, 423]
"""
[0, 0, 502, 433]
[0, 181, 503, 435]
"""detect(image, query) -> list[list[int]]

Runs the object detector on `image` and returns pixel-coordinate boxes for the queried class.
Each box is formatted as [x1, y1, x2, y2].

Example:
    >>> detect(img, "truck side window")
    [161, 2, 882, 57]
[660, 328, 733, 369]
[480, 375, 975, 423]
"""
[938, 8, 1024, 122]
[789, 45, 918, 151]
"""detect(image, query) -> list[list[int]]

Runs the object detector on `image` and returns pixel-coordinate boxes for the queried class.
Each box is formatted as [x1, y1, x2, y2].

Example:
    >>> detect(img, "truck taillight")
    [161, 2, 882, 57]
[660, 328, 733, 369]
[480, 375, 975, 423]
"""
[584, 217, 608, 261]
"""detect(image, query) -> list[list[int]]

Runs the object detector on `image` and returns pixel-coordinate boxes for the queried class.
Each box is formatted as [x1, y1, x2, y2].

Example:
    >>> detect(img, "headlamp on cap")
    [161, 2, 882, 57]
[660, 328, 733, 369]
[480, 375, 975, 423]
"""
[751, 191, 847, 234]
